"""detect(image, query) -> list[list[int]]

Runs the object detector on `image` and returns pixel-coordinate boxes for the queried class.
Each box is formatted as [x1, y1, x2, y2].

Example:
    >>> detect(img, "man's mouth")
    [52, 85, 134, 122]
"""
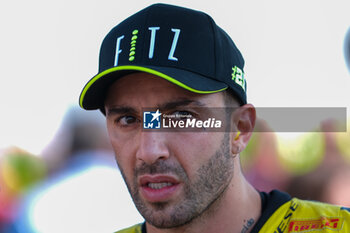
[139, 175, 181, 202]
[147, 182, 173, 190]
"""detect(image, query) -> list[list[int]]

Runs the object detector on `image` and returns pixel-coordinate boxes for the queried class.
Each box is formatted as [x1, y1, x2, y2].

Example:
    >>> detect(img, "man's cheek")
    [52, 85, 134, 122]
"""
[115, 157, 135, 189]
[115, 151, 137, 180]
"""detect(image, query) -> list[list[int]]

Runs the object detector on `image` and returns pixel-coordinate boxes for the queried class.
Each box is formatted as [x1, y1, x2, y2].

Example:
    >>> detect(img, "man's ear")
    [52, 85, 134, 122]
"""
[230, 104, 256, 155]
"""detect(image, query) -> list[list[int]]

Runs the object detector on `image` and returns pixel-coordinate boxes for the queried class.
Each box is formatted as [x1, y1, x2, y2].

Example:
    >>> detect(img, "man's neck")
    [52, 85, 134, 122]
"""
[146, 163, 262, 233]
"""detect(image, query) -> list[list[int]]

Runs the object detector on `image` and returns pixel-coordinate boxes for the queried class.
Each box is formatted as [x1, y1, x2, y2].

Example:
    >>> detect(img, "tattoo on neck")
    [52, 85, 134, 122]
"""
[241, 218, 255, 233]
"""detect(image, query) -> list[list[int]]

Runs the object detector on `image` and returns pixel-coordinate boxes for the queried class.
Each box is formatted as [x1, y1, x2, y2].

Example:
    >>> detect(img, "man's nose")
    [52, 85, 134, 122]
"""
[136, 132, 170, 164]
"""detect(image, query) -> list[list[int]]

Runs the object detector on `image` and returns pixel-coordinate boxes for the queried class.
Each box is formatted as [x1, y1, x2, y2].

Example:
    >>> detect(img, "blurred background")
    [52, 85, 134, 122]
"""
[0, 0, 350, 232]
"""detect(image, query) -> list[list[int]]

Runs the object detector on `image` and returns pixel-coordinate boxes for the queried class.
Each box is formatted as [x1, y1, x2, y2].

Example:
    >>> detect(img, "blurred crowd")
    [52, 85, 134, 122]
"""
[0, 107, 142, 233]
[241, 119, 350, 207]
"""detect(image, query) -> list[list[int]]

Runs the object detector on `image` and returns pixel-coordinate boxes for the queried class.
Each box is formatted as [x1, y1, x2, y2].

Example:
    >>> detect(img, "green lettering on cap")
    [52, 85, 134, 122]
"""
[129, 29, 138, 62]
[231, 66, 246, 91]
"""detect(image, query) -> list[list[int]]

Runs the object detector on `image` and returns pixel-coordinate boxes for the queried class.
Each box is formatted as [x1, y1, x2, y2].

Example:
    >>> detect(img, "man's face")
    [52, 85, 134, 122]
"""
[104, 73, 235, 228]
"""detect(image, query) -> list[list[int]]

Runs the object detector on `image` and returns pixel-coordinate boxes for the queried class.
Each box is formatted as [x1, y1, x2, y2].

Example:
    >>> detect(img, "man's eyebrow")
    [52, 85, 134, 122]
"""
[106, 100, 205, 115]
[105, 106, 138, 116]
[159, 99, 205, 110]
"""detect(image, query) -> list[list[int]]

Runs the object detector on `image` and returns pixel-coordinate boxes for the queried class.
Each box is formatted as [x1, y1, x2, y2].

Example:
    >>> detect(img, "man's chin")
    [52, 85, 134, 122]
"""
[146, 216, 192, 229]
[140, 204, 198, 229]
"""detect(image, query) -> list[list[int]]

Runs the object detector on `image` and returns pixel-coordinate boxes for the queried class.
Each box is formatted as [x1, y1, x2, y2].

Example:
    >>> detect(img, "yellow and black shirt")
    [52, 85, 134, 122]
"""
[115, 190, 350, 233]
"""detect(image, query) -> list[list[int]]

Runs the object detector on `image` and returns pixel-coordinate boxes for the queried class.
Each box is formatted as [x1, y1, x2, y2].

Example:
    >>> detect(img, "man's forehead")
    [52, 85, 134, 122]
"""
[111, 72, 181, 89]
[104, 73, 225, 109]
[107, 73, 199, 100]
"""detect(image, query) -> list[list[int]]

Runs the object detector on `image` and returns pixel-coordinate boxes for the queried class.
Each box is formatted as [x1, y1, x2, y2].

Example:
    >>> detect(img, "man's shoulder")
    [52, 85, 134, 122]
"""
[114, 223, 143, 233]
[260, 197, 350, 232]
[294, 198, 350, 216]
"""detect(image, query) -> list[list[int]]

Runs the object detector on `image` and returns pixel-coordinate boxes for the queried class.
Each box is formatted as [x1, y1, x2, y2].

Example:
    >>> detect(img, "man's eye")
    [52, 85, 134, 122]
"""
[118, 116, 138, 126]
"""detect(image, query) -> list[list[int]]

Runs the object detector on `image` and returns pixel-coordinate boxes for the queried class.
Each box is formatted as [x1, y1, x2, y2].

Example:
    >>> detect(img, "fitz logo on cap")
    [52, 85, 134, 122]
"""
[114, 27, 181, 66]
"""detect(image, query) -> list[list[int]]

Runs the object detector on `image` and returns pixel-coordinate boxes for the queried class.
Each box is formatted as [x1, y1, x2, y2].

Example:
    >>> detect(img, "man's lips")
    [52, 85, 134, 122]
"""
[138, 175, 181, 203]
[139, 175, 180, 186]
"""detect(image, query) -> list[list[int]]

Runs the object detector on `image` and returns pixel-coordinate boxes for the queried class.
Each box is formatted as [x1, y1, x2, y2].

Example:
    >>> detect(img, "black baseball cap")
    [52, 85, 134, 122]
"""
[79, 3, 247, 110]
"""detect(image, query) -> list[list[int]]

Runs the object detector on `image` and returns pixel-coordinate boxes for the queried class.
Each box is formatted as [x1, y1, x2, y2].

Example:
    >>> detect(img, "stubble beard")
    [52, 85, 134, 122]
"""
[118, 133, 234, 229]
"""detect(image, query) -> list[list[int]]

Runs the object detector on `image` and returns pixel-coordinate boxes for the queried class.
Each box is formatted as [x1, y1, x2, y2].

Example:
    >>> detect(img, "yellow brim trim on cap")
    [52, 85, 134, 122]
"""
[79, 65, 227, 108]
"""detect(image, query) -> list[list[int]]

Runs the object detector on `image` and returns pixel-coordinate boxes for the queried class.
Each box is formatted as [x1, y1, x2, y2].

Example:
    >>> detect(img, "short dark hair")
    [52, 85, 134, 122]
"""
[222, 89, 241, 107]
